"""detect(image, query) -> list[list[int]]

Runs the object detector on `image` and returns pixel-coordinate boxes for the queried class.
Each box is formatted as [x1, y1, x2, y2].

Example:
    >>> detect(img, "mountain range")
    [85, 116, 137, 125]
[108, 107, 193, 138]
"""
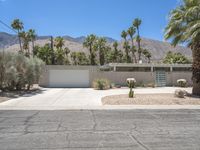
[0, 32, 192, 61]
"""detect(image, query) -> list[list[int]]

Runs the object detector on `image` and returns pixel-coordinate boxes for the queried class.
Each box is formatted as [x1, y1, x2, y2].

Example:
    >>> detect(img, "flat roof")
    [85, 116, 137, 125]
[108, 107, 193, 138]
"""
[108, 63, 192, 68]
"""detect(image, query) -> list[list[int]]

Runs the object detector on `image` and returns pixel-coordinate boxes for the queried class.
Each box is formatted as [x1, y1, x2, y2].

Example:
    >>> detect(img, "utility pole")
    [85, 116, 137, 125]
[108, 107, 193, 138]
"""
[50, 36, 55, 64]
[0, 45, 5, 91]
[50, 36, 53, 50]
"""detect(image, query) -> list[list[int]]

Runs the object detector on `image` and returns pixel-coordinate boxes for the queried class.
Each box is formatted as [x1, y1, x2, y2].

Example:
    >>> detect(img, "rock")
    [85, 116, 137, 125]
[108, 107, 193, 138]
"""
[174, 89, 187, 98]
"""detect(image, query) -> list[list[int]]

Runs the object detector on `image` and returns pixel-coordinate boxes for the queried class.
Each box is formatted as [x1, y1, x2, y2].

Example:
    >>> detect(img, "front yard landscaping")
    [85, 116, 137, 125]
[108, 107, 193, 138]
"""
[102, 93, 200, 105]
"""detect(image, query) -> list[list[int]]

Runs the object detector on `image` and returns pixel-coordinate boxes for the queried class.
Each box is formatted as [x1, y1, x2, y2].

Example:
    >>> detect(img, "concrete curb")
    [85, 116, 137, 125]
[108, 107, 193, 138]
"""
[0, 105, 200, 110]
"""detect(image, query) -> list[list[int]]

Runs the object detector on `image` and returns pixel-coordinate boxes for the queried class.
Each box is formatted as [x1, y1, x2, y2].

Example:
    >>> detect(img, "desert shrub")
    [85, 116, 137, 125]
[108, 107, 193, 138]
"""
[146, 83, 156, 88]
[135, 81, 145, 87]
[127, 78, 136, 98]
[93, 79, 110, 90]
[110, 83, 115, 89]
[177, 79, 187, 87]
[0, 52, 45, 91]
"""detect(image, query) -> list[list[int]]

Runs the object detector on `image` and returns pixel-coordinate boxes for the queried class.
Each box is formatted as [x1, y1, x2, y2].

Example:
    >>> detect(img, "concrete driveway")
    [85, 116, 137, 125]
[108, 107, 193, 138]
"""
[0, 109, 199, 149]
[0, 87, 192, 109]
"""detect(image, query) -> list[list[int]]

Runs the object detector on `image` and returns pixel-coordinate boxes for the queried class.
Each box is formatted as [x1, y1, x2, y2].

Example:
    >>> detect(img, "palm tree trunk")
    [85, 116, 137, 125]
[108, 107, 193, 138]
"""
[89, 45, 95, 65]
[131, 38, 137, 63]
[32, 40, 35, 56]
[126, 49, 129, 63]
[18, 30, 23, 52]
[191, 42, 200, 96]
[137, 27, 142, 61]
[148, 57, 150, 63]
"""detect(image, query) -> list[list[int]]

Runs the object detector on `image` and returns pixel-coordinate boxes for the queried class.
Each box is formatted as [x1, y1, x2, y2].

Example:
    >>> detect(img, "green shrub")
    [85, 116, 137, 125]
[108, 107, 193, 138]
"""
[0, 52, 45, 91]
[177, 79, 187, 87]
[135, 81, 145, 87]
[93, 79, 110, 90]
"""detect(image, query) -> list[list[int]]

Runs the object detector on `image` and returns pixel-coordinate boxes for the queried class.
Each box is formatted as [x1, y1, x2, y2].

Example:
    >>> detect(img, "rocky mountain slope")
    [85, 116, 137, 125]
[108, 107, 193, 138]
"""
[0, 32, 192, 60]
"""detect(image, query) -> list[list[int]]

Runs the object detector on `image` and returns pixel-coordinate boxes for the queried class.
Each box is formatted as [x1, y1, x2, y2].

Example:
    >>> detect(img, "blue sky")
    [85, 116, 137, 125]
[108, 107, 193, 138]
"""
[0, 0, 180, 41]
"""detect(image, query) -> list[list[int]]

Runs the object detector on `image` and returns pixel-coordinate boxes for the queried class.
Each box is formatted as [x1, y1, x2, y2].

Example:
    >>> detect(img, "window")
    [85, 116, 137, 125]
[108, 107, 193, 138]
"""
[154, 67, 170, 72]
[173, 67, 192, 72]
[116, 67, 151, 72]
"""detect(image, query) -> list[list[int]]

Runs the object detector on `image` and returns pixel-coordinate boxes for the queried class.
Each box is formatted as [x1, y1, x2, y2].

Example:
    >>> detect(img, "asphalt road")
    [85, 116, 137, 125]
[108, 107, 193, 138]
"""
[0, 109, 200, 150]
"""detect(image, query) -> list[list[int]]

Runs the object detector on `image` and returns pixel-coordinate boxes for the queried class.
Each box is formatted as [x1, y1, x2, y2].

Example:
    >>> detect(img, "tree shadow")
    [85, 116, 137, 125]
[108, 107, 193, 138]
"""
[0, 88, 46, 99]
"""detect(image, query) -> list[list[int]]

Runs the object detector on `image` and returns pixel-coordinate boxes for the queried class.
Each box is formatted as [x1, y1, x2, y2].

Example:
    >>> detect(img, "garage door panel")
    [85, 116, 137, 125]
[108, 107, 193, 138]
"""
[49, 70, 89, 87]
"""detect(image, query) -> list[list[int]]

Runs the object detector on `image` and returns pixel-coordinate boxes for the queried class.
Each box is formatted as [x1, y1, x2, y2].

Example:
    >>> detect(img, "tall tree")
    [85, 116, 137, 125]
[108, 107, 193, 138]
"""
[70, 52, 78, 65]
[113, 41, 119, 62]
[11, 19, 24, 52]
[121, 30, 131, 63]
[35, 44, 52, 64]
[127, 26, 137, 63]
[142, 49, 151, 63]
[19, 31, 31, 57]
[163, 51, 190, 64]
[133, 18, 142, 61]
[54, 36, 65, 49]
[164, 0, 200, 96]
[71, 52, 89, 65]
[28, 29, 36, 55]
[95, 37, 107, 66]
[83, 34, 97, 65]
[64, 47, 70, 65]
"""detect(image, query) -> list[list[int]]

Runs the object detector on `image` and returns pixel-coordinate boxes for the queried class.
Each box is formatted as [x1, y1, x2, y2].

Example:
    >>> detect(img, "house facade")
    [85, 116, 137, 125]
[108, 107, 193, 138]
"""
[39, 63, 192, 88]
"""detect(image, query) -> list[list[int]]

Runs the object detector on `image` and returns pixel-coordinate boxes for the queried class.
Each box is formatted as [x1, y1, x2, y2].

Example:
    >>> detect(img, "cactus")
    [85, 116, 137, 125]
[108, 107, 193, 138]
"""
[127, 78, 136, 98]
[177, 79, 187, 87]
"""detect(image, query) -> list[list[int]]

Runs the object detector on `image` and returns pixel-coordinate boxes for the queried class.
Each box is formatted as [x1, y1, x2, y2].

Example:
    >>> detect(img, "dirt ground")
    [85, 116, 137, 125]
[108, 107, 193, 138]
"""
[102, 93, 200, 105]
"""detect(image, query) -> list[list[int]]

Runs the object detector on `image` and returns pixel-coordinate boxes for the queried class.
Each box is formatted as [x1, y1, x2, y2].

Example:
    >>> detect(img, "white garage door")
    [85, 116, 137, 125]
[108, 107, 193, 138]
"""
[49, 70, 90, 87]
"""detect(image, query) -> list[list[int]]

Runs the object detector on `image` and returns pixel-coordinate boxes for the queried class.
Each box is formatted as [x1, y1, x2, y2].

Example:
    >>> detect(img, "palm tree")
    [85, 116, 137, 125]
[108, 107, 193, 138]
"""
[133, 18, 142, 61]
[164, 0, 200, 96]
[11, 19, 24, 52]
[54, 36, 65, 49]
[142, 49, 151, 63]
[83, 34, 97, 65]
[71, 52, 78, 65]
[121, 30, 127, 40]
[28, 29, 36, 55]
[19, 31, 30, 56]
[96, 37, 107, 66]
[121, 30, 130, 63]
[127, 26, 137, 63]
[113, 41, 119, 62]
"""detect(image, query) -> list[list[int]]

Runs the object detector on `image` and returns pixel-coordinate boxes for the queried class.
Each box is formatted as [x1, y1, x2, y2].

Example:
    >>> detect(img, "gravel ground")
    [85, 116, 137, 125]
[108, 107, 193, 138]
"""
[102, 93, 200, 105]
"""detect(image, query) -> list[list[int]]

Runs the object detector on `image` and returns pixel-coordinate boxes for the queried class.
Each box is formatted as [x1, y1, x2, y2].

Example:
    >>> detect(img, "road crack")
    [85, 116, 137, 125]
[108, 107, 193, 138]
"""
[90, 110, 97, 131]
[129, 133, 150, 150]
[24, 111, 40, 134]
